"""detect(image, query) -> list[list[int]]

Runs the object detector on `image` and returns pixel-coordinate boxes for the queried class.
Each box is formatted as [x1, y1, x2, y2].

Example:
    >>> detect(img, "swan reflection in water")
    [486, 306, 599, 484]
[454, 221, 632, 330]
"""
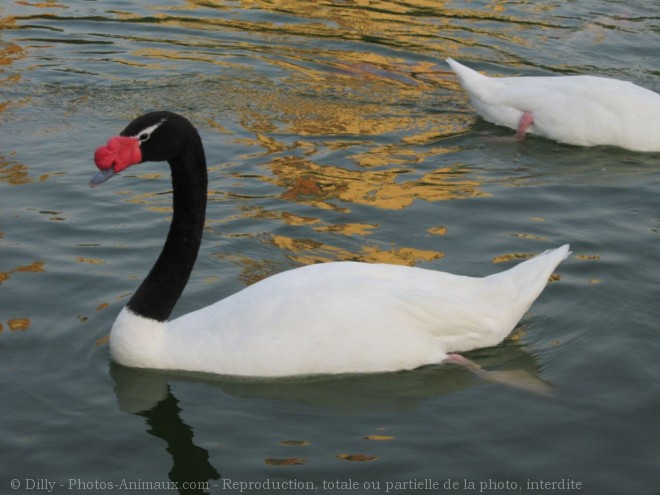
[110, 366, 221, 495]
[109, 340, 552, 494]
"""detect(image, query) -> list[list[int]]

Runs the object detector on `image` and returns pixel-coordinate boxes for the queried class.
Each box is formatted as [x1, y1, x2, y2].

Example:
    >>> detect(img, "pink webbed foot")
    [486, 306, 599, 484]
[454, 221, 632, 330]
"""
[515, 111, 534, 141]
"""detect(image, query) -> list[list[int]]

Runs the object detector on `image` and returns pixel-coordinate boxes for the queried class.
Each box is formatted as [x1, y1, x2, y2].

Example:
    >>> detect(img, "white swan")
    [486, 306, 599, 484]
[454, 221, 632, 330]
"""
[447, 58, 660, 152]
[91, 111, 570, 377]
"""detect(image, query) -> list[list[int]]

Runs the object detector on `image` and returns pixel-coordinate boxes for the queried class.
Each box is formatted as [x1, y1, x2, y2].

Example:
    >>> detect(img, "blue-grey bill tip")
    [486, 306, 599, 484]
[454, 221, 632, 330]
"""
[89, 168, 116, 188]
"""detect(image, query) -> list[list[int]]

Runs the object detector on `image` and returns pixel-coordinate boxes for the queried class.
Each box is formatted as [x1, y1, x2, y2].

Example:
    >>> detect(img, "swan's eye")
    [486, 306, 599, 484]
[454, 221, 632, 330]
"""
[132, 118, 167, 144]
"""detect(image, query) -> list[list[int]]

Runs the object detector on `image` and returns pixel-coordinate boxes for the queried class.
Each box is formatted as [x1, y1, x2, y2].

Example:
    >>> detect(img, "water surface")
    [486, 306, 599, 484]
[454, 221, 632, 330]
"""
[1, 1, 659, 494]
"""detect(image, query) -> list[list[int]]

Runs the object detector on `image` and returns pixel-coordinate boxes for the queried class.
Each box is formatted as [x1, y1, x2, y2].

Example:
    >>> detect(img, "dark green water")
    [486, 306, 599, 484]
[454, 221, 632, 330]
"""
[1, 1, 659, 494]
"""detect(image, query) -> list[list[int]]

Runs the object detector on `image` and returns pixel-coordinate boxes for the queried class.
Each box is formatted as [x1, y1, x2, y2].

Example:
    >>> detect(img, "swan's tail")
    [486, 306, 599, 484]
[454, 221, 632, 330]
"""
[447, 57, 488, 83]
[446, 58, 498, 103]
[485, 244, 571, 328]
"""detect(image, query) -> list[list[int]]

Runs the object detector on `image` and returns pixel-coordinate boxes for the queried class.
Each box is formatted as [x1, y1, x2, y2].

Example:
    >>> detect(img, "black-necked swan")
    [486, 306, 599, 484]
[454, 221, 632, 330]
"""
[90, 111, 570, 377]
[447, 58, 660, 152]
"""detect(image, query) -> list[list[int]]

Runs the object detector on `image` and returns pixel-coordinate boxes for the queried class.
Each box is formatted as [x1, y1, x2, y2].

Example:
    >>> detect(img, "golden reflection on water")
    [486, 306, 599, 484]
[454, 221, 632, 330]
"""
[91, 0, 500, 277]
[167, 1, 515, 275]
[314, 223, 378, 236]
[0, 261, 46, 286]
[221, 205, 321, 228]
[0, 154, 32, 185]
[217, 234, 445, 285]
[0, 259, 41, 333]
[0, 18, 26, 115]
[269, 233, 444, 266]
[267, 155, 487, 211]
[169, 0, 548, 56]
[1, 0, 567, 294]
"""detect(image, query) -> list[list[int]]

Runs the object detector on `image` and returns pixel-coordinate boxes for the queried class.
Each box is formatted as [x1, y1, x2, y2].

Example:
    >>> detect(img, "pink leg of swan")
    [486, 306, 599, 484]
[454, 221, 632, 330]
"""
[445, 353, 481, 372]
[445, 354, 475, 366]
[515, 111, 534, 141]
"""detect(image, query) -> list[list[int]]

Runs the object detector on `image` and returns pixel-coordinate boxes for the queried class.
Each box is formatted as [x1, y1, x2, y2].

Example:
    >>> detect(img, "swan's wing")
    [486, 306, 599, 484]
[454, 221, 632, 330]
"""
[166, 262, 495, 375]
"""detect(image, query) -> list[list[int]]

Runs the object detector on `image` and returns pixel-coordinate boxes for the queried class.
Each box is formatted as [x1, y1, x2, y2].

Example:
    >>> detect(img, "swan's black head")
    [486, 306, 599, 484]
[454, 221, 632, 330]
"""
[90, 111, 196, 187]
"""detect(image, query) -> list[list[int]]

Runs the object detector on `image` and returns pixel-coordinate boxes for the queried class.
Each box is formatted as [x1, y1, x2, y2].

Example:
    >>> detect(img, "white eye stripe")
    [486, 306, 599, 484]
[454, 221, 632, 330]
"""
[132, 118, 167, 142]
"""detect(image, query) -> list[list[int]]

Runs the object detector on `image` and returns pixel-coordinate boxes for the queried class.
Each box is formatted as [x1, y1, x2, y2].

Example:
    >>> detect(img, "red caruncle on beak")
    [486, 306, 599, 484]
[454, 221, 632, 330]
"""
[94, 136, 142, 172]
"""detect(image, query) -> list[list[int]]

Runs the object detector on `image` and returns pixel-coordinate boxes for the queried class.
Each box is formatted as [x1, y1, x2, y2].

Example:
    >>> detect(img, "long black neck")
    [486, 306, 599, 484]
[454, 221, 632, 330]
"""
[127, 128, 208, 322]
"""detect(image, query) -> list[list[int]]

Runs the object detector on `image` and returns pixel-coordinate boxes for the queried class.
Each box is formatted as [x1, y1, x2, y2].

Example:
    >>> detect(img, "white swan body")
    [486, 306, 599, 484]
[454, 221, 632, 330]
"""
[110, 246, 570, 377]
[93, 111, 570, 378]
[447, 58, 660, 151]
